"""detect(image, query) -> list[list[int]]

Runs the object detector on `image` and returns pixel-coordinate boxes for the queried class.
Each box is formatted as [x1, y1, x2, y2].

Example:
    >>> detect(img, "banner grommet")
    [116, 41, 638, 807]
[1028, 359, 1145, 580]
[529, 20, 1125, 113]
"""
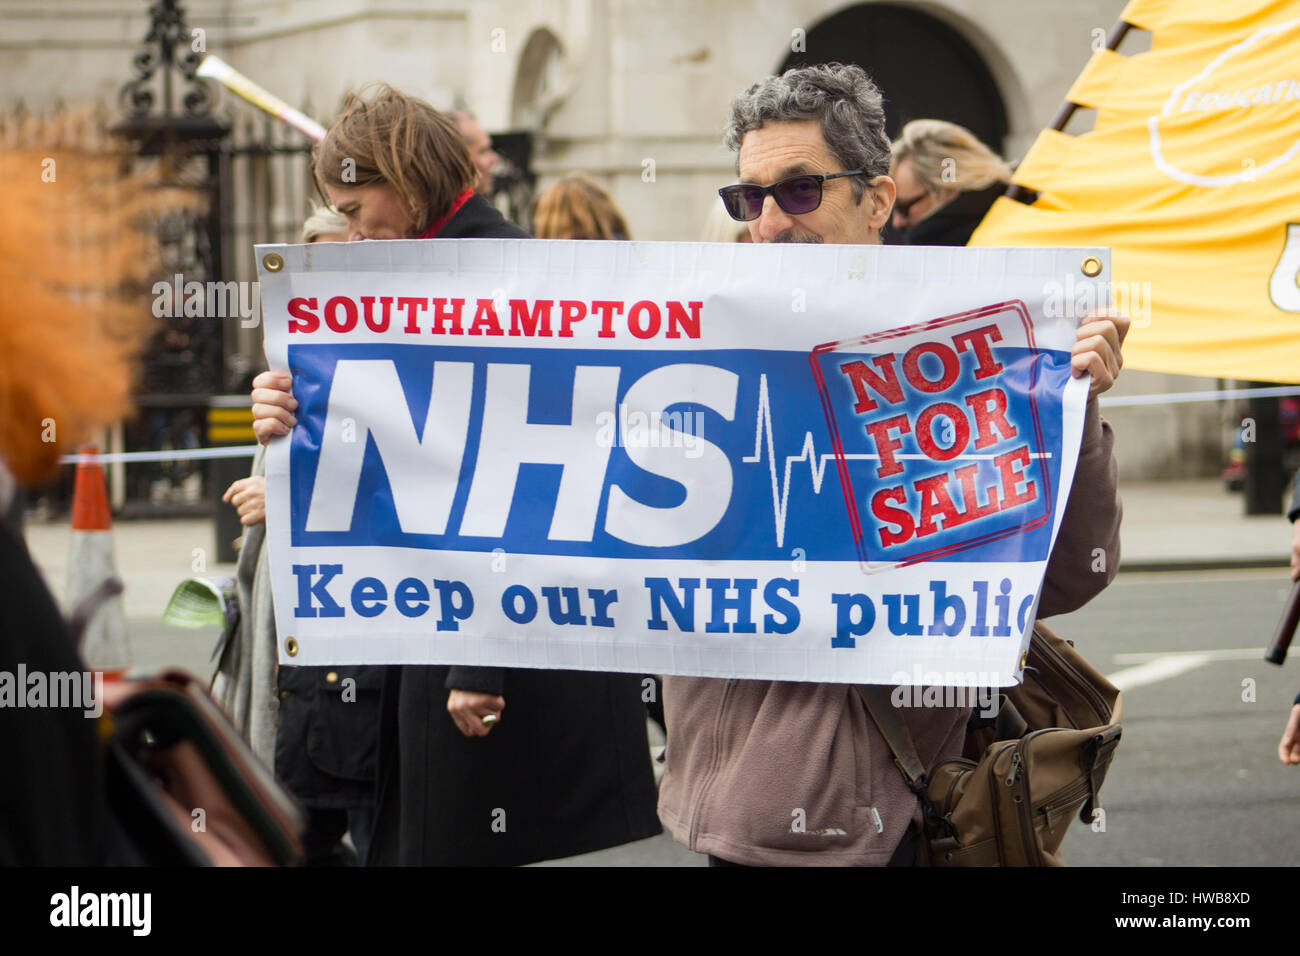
[284, 637, 299, 657]
[1080, 256, 1103, 278]
[263, 252, 284, 273]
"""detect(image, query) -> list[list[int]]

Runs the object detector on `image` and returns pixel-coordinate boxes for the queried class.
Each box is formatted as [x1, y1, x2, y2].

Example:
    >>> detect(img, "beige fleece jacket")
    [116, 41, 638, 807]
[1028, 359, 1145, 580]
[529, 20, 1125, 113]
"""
[658, 399, 1121, 866]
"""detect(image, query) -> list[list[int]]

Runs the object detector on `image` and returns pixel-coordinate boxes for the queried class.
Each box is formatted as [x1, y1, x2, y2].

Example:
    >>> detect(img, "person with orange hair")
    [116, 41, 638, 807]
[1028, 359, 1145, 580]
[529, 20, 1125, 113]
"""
[0, 140, 155, 864]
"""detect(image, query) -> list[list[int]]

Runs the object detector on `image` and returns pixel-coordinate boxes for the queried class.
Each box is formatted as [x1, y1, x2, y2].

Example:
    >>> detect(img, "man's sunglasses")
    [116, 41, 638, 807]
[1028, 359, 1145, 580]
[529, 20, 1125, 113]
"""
[718, 169, 866, 222]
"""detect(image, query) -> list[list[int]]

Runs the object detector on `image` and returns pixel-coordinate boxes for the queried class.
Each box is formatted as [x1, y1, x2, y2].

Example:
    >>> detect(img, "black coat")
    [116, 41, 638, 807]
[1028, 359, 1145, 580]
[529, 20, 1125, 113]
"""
[897, 183, 1006, 247]
[275, 663, 383, 808]
[0, 518, 122, 864]
[369, 196, 662, 866]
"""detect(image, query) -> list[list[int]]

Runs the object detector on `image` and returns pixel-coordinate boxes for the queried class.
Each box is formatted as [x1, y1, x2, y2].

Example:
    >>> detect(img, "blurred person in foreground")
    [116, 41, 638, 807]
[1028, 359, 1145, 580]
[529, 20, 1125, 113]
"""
[888, 118, 1012, 246]
[0, 138, 158, 863]
[658, 63, 1127, 866]
[251, 86, 660, 865]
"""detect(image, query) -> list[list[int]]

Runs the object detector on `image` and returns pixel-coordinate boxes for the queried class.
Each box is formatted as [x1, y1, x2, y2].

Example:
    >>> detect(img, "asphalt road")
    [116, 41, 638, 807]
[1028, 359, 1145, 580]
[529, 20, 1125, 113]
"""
[131, 567, 1300, 867]
[1054, 569, 1300, 867]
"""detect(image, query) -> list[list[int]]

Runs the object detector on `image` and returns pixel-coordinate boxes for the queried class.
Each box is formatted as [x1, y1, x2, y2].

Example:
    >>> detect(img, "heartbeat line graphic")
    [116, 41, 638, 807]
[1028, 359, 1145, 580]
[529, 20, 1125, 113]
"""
[741, 374, 868, 548]
[741, 374, 1053, 548]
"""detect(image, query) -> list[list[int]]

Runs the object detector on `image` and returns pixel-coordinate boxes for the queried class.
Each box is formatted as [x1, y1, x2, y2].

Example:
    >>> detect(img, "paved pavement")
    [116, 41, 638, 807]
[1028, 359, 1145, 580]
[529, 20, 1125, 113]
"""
[1117, 479, 1292, 570]
[24, 516, 238, 623]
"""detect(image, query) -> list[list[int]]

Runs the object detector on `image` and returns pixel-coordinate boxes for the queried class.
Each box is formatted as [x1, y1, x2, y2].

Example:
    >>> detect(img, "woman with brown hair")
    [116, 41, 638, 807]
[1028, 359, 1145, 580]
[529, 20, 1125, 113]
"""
[303, 84, 517, 242]
[532, 172, 630, 240]
[252, 86, 660, 867]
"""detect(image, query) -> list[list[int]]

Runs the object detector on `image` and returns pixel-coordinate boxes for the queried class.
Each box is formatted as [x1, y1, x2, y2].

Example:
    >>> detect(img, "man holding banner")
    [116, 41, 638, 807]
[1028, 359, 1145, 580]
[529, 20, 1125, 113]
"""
[653, 63, 1127, 867]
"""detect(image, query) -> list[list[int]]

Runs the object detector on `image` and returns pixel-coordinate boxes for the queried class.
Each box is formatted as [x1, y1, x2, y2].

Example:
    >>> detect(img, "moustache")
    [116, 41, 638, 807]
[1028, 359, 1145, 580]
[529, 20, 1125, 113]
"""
[763, 232, 824, 244]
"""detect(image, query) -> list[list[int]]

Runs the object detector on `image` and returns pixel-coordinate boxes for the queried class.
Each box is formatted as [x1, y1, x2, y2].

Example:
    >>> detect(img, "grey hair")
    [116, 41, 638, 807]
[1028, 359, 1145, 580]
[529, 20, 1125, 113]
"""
[723, 62, 890, 203]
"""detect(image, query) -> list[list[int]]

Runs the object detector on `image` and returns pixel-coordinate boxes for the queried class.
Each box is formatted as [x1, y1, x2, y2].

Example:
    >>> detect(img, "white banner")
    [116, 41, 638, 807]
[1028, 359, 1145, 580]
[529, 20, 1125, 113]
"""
[256, 240, 1101, 685]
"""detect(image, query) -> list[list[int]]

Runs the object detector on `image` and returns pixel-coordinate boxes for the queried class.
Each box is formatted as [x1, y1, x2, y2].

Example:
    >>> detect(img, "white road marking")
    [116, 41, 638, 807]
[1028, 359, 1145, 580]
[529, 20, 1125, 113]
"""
[1112, 648, 1266, 664]
[1105, 654, 1212, 691]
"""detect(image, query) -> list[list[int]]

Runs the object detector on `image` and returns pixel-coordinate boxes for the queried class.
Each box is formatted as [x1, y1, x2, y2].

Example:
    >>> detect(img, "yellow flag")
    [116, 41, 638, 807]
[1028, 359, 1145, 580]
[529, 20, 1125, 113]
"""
[971, 0, 1300, 382]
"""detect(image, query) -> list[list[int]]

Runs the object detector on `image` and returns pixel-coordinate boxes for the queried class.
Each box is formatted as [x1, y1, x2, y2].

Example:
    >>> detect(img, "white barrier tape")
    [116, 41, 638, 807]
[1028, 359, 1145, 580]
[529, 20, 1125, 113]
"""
[1101, 385, 1300, 408]
[59, 445, 260, 465]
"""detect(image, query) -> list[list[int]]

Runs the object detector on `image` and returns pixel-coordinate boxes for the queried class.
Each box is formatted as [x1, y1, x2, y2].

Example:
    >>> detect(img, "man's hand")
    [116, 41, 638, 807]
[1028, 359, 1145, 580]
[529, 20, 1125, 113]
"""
[1279, 703, 1300, 764]
[1289, 521, 1300, 583]
[222, 476, 266, 526]
[1072, 310, 1131, 400]
[447, 690, 506, 738]
[251, 370, 297, 444]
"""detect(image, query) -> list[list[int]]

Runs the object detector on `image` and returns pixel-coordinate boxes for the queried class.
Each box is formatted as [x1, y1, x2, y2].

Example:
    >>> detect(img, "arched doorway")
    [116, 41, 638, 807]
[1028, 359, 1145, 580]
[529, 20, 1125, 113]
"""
[511, 27, 565, 131]
[781, 3, 1009, 151]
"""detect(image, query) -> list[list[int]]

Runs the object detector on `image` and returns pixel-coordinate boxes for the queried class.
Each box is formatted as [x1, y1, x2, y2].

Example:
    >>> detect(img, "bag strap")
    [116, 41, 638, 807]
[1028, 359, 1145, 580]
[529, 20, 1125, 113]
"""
[855, 685, 952, 837]
[856, 686, 927, 788]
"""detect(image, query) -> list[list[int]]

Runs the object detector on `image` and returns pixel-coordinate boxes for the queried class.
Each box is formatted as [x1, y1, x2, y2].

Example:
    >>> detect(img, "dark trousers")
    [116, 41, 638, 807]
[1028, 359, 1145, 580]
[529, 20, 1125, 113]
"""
[300, 806, 375, 867]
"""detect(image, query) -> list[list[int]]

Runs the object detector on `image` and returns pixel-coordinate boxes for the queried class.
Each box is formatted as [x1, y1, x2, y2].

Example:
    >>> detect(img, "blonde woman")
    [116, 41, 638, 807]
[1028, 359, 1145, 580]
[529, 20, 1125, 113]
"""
[889, 119, 1012, 245]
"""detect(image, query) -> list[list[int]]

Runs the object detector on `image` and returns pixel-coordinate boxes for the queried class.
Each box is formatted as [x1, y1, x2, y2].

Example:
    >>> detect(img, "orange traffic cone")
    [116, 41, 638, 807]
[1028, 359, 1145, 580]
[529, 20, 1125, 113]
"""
[66, 445, 131, 670]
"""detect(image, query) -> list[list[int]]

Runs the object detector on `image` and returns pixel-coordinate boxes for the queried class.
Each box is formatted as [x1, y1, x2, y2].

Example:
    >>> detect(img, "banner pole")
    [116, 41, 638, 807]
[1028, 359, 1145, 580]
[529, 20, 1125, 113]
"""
[1005, 20, 1134, 203]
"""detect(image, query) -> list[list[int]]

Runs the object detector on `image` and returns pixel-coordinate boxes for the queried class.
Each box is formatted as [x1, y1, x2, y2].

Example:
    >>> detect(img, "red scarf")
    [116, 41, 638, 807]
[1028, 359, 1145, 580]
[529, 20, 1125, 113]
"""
[419, 189, 474, 239]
